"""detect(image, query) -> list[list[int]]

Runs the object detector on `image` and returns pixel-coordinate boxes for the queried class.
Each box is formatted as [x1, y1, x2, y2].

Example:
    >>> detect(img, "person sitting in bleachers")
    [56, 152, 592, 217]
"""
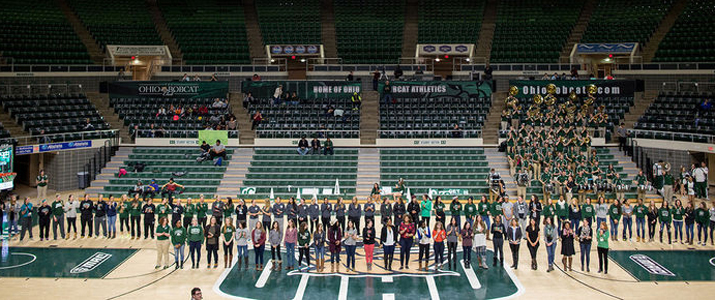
[83, 119, 95, 131]
[209, 140, 226, 160]
[181, 74, 190, 81]
[37, 129, 51, 144]
[451, 124, 463, 138]
[273, 85, 284, 105]
[290, 92, 300, 105]
[297, 137, 309, 156]
[128, 180, 146, 198]
[323, 138, 334, 156]
[193, 75, 201, 82]
[251, 111, 263, 130]
[310, 138, 321, 155]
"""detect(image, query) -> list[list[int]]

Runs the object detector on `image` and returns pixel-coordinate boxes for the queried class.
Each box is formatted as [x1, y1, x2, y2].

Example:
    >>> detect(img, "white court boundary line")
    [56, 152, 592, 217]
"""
[338, 276, 349, 300]
[293, 274, 310, 300]
[426, 276, 440, 300]
[460, 259, 482, 289]
[255, 260, 274, 288]
[0, 253, 37, 270]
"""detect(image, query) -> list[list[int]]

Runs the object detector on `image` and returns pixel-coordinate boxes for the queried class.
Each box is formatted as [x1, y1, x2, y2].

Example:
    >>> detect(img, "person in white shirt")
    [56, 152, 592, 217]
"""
[273, 85, 283, 105]
[64, 194, 79, 239]
[692, 162, 709, 199]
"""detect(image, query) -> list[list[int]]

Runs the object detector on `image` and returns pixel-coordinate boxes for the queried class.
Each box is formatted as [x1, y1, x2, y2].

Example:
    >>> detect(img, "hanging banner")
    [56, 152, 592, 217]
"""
[418, 44, 474, 56]
[428, 188, 470, 196]
[508, 80, 636, 98]
[576, 43, 637, 54]
[240, 187, 256, 195]
[109, 81, 228, 99]
[378, 81, 492, 99]
[241, 81, 361, 99]
[267, 44, 322, 56]
[198, 130, 228, 145]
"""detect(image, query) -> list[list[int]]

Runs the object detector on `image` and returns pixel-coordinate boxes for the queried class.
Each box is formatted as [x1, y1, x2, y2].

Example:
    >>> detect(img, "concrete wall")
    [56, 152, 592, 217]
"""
[42, 148, 99, 192]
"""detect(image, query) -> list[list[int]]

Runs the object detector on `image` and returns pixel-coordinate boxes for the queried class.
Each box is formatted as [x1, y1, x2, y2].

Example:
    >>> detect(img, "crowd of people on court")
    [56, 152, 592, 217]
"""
[3, 186, 714, 274]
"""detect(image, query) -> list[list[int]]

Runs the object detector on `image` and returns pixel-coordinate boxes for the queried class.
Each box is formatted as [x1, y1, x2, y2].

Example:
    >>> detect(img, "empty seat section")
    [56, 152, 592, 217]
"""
[256, 0, 321, 45]
[654, 0, 715, 62]
[379, 96, 489, 138]
[334, 0, 404, 64]
[581, 0, 673, 45]
[69, 0, 162, 48]
[418, 0, 485, 44]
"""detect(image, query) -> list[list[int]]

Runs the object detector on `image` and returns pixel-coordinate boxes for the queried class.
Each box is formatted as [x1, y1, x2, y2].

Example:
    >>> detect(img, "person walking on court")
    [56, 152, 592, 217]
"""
[596, 221, 609, 274]
[19, 197, 33, 241]
[399, 215, 415, 270]
[155, 217, 171, 269]
[80, 195, 94, 238]
[328, 219, 342, 272]
[187, 217, 204, 269]
[543, 217, 558, 272]
[269, 220, 282, 271]
[51, 194, 65, 240]
[491, 215, 506, 267]
[379, 219, 395, 271]
[446, 217, 459, 270]
[205, 216, 220, 268]
[38, 200, 51, 241]
[525, 218, 540, 270]
[222, 217, 236, 269]
[506, 218, 522, 269]
[236, 221, 250, 270]
[577, 219, 592, 272]
[561, 221, 576, 271]
[417, 219, 432, 271]
[172, 219, 187, 269]
[64, 195, 79, 239]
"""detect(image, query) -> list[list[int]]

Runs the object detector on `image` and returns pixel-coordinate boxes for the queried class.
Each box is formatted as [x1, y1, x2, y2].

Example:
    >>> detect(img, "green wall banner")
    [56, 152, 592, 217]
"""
[429, 188, 470, 196]
[241, 81, 361, 99]
[198, 130, 228, 145]
[108, 81, 228, 99]
[508, 80, 635, 98]
[378, 81, 492, 99]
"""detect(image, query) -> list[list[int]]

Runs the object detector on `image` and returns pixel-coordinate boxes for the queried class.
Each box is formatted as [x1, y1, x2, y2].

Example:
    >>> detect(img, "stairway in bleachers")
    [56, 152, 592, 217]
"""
[622, 90, 658, 132]
[482, 91, 505, 144]
[229, 92, 254, 145]
[146, 0, 182, 63]
[216, 148, 252, 198]
[320, 0, 338, 58]
[642, 0, 689, 62]
[484, 147, 516, 198]
[559, 0, 597, 62]
[400, 0, 419, 60]
[356, 148, 380, 197]
[86, 92, 132, 144]
[360, 90, 379, 144]
[474, 0, 498, 62]
[242, 0, 266, 60]
[56, 0, 103, 64]
[85, 147, 134, 199]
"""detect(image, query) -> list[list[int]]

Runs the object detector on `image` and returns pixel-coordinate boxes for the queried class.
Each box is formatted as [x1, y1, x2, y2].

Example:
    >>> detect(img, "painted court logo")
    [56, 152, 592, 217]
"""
[629, 254, 675, 276]
[70, 252, 113, 274]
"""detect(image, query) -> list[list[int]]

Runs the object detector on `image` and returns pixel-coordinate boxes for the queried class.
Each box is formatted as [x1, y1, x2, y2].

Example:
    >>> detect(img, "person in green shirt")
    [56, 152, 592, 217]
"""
[580, 198, 594, 228]
[184, 198, 196, 228]
[634, 199, 648, 242]
[171, 219, 187, 269]
[51, 194, 66, 240]
[420, 195, 433, 227]
[129, 196, 142, 239]
[464, 197, 477, 227]
[633, 171, 649, 201]
[477, 196, 491, 240]
[608, 200, 621, 241]
[672, 200, 685, 244]
[555, 196, 568, 233]
[543, 198, 556, 224]
[155, 217, 172, 269]
[490, 198, 503, 226]
[36, 169, 48, 199]
[323, 138, 334, 155]
[157, 198, 170, 220]
[197, 195, 209, 228]
[224, 198, 235, 221]
[694, 202, 710, 246]
[596, 218, 610, 274]
[658, 202, 672, 244]
[450, 197, 462, 228]
[119, 195, 130, 236]
[187, 217, 205, 269]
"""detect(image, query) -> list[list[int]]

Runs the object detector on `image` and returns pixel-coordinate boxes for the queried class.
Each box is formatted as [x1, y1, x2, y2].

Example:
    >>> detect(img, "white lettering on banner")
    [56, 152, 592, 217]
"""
[393, 86, 448, 93]
[312, 86, 361, 94]
[629, 254, 675, 276]
[138, 85, 200, 96]
[413, 140, 448, 145]
[521, 85, 621, 96]
[70, 252, 113, 274]
[107, 45, 168, 56]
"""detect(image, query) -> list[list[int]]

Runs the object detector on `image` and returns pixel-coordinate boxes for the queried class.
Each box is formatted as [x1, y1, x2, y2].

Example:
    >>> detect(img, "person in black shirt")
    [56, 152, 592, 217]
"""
[172, 200, 184, 228]
[393, 197, 406, 228]
[346, 71, 354, 82]
[38, 200, 52, 241]
[529, 195, 543, 224]
[393, 65, 403, 80]
[311, 138, 321, 155]
[491, 216, 505, 266]
[235, 199, 248, 228]
[382, 81, 393, 104]
[200, 141, 210, 153]
[80, 194, 94, 238]
[211, 196, 225, 225]
[297, 137, 309, 156]
[407, 196, 420, 227]
[381, 198, 393, 226]
[94, 196, 108, 238]
[484, 63, 493, 80]
[143, 199, 156, 239]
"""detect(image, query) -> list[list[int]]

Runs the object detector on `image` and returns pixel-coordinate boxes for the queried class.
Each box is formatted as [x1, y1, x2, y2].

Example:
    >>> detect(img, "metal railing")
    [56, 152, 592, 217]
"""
[82, 138, 120, 188]
[0, 83, 85, 96]
[135, 129, 239, 139]
[628, 129, 715, 144]
[12, 129, 119, 146]
[256, 129, 359, 139]
[378, 129, 482, 139]
[659, 81, 715, 93]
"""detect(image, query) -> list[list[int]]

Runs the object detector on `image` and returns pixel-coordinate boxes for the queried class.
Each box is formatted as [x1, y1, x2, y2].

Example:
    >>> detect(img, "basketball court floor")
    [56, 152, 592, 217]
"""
[2, 189, 714, 299]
